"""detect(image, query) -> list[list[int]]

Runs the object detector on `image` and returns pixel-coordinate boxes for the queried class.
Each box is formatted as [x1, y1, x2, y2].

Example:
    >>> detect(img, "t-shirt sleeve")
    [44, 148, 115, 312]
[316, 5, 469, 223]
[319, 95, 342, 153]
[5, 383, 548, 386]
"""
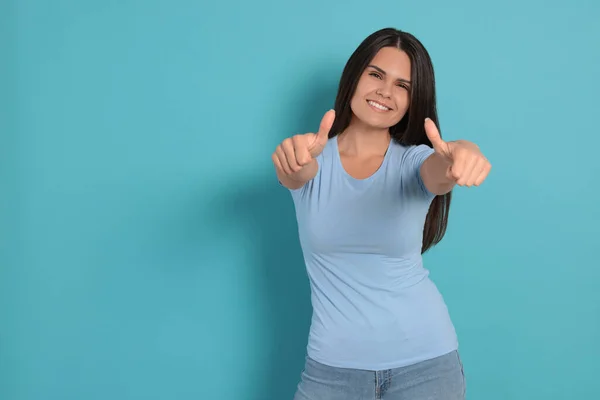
[402, 144, 435, 199]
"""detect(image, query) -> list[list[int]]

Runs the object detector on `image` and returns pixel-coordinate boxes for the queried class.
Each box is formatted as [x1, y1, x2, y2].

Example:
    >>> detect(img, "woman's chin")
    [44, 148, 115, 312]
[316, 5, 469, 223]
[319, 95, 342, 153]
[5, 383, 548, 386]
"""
[355, 114, 397, 130]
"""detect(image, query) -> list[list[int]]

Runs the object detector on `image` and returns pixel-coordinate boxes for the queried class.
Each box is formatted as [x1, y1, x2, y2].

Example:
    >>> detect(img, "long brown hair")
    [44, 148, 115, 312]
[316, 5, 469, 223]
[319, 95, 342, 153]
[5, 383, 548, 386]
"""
[328, 27, 451, 253]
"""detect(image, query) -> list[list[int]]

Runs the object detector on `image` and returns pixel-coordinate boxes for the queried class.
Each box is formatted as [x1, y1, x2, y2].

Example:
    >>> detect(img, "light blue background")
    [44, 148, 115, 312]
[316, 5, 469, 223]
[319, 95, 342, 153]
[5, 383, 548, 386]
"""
[2, 1, 599, 399]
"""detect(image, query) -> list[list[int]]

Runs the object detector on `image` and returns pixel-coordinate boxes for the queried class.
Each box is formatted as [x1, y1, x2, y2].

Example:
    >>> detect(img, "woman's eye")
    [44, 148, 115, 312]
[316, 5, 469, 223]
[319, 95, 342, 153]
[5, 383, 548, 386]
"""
[369, 72, 382, 79]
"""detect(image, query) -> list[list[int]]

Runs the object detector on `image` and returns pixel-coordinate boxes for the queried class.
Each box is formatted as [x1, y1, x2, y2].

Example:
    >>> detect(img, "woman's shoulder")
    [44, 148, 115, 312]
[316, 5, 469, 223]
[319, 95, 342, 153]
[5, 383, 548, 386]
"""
[389, 141, 434, 168]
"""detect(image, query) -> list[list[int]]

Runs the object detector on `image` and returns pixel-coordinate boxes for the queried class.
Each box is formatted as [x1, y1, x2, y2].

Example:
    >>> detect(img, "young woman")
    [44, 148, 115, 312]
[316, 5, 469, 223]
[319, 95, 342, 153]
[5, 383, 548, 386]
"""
[272, 27, 491, 400]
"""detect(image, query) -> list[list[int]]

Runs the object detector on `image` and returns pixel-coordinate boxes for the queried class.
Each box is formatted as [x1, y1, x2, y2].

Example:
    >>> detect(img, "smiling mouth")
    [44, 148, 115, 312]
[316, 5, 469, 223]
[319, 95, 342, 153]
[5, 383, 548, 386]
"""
[367, 100, 392, 111]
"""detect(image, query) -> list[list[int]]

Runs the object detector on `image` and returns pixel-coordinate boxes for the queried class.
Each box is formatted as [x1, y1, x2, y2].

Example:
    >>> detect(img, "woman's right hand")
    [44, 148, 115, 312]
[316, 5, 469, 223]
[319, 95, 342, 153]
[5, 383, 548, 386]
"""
[272, 109, 335, 176]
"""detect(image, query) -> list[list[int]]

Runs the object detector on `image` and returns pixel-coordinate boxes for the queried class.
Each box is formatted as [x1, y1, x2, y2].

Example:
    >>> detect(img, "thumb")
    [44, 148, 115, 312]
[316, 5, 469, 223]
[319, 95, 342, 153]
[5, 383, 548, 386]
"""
[309, 109, 335, 156]
[424, 118, 446, 153]
[314, 109, 335, 145]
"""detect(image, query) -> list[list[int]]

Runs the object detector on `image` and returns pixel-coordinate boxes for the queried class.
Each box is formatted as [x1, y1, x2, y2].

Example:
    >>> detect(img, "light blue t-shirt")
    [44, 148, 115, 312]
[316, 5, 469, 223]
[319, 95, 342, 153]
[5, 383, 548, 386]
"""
[287, 136, 458, 370]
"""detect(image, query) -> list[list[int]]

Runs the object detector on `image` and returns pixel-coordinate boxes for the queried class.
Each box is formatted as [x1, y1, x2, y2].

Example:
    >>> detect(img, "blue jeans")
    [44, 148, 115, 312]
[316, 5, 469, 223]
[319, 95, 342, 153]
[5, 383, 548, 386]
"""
[293, 350, 466, 400]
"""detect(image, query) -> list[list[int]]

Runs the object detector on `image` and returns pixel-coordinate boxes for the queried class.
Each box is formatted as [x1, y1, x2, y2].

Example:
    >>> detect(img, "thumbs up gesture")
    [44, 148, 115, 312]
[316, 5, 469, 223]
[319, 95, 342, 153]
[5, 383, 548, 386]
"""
[272, 109, 335, 176]
[424, 118, 491, 187]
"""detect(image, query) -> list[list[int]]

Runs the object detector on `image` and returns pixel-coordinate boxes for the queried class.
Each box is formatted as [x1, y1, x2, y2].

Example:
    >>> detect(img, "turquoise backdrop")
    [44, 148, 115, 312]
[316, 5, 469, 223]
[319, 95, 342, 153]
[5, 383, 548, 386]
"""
[2, 0, 599, 399]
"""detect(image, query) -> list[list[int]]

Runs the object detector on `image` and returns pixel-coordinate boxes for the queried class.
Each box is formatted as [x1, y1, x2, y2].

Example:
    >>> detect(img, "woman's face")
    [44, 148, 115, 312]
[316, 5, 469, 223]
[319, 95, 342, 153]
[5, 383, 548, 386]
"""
[350, 46, 412, 130]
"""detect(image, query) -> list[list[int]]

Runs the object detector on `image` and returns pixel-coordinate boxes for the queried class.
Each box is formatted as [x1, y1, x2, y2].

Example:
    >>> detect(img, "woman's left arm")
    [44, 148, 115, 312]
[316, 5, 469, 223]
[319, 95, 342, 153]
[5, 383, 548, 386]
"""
[420, 118, 492, 196]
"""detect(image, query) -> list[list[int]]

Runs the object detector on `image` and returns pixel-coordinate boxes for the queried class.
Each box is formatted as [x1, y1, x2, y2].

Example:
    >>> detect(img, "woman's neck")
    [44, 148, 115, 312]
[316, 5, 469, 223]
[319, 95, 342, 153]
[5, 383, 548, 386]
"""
[337, 118, 390, 157]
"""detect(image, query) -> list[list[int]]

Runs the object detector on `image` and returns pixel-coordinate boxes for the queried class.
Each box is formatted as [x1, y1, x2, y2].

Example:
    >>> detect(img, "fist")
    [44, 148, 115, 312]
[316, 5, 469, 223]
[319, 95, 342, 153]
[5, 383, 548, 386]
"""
[425, 118, 491, 187]
[272, 109, 335, 175]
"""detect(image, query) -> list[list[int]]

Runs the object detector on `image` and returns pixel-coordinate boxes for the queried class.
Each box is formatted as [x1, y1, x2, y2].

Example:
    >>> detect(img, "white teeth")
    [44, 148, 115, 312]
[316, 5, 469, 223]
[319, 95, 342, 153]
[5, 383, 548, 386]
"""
[368, 100, 390, 110]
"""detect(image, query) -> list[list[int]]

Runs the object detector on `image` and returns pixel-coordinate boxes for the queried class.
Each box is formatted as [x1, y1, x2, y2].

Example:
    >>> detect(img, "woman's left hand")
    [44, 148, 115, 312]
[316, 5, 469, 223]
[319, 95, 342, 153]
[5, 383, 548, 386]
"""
[425, 118, 492, 187]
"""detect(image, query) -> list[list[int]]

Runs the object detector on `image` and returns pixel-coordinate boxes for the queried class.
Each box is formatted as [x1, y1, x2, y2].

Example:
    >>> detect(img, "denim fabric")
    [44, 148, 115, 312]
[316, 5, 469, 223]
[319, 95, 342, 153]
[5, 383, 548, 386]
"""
[293, 350, 465, 400]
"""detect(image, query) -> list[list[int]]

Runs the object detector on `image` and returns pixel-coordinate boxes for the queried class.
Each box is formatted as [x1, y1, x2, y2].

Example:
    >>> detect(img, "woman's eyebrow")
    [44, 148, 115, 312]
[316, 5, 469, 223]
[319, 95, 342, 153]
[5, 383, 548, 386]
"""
[367, 64, 411, 84]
